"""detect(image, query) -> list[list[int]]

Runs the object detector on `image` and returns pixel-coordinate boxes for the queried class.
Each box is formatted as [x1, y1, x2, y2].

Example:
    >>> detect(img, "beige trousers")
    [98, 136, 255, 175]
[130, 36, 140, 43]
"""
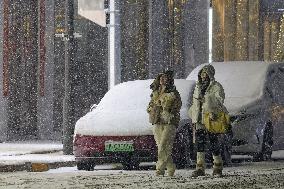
[153, 124, 176, 173]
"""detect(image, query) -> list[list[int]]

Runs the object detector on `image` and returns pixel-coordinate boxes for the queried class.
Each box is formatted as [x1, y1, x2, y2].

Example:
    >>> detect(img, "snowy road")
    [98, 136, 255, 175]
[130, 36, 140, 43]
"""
[0, 161, 283, 189]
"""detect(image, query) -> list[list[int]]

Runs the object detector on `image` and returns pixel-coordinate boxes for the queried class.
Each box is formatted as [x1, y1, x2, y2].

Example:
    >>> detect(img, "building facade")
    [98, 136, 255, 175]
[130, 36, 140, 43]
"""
[0, 0, 284, 141]
[120, 0, 209, 80]
[0, 0, 210, 142]
[0, 0, 108, 141]
[212, 0, 284, 62]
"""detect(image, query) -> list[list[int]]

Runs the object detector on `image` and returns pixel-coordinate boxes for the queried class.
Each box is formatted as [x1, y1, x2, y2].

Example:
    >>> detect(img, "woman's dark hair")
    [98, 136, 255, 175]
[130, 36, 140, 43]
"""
[150, 73, 162, 91]
[162, 70, 175, 92]
[150, 69, 175, 92]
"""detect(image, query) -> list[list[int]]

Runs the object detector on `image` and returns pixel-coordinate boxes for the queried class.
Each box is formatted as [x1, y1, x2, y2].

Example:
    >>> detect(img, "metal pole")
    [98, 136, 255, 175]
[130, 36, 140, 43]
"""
[108, 0, 121, 89]
[63, 0, 75, 155]
[171, 0, 174, 67]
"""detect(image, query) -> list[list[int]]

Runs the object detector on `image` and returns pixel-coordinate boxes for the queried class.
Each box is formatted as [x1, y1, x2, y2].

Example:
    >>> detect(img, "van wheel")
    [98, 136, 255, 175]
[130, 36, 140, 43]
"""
[77, 162, 94, 171]
[253, 121, 273, 161]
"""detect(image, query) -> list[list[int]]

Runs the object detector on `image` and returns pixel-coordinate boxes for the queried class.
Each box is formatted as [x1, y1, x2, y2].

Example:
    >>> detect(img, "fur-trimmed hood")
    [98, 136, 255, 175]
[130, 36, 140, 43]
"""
[197, 64, 215, 83]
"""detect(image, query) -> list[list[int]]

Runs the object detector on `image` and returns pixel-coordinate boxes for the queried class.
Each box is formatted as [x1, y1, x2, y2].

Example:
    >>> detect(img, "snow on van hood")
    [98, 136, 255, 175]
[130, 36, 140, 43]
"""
[74, 79, 195, 136]
[186, 61, 270, 114]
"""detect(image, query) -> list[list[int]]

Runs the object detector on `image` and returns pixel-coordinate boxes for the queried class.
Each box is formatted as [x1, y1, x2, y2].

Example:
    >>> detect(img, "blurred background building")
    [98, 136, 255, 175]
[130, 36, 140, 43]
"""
[0, 0, 108, 141]
[212, 0, 284, 62]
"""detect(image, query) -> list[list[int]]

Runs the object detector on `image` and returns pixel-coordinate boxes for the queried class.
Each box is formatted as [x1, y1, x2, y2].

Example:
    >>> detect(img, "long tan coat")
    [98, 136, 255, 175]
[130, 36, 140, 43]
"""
[188, 65, 228, 130]
[147, 79, 182, 175]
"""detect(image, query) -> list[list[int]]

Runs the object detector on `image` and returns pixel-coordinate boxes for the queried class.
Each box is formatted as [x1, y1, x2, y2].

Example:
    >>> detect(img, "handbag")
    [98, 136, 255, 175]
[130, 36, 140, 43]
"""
[203, 112, 230, 133]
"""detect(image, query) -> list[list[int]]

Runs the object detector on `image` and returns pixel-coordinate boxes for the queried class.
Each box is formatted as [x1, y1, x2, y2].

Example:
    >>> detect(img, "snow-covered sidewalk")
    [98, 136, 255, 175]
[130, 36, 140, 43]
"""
[0, 142, 75, 172]
[0, 142, 62, 156]
[0, 141, 283, 173]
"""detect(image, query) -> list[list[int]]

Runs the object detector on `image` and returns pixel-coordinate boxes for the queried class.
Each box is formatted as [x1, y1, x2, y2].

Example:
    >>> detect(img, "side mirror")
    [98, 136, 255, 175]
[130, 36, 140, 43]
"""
[90, 104, 98, 111]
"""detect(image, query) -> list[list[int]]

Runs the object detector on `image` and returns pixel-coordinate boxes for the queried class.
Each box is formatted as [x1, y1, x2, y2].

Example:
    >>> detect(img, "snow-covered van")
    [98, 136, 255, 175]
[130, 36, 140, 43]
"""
[187, 61, 284, 160]
[73, 79, 195, 170]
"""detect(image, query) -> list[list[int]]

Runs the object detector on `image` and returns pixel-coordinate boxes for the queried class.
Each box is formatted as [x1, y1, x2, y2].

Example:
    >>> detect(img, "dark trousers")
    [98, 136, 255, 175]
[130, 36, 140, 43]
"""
[195, 129, 221, 156]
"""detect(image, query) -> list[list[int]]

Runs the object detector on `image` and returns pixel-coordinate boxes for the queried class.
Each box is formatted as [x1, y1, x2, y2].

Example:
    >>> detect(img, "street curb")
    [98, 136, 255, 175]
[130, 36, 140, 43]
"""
[0, 161, 77, 172]
[29, 149, 63, 155]
[46, 161, 77, 170]
[0, 163, 27, 172]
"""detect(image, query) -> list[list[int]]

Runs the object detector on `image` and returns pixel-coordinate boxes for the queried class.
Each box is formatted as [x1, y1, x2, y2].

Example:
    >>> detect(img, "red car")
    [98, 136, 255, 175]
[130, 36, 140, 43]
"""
[73, 79, 195, 170]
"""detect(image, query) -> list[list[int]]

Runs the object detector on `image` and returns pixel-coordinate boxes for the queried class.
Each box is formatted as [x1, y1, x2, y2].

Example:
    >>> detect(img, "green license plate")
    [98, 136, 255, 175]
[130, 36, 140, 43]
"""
[105, 141, 134, 152]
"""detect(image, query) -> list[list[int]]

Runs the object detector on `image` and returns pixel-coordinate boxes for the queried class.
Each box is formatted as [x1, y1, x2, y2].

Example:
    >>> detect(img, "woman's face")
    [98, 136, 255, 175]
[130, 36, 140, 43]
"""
[200, 70, 209, 81]
[159, 74, 168, 86]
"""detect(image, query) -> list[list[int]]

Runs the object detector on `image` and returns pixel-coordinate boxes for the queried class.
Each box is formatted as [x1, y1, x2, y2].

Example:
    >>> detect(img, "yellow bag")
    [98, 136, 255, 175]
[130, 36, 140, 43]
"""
[203, 112, 230, 133]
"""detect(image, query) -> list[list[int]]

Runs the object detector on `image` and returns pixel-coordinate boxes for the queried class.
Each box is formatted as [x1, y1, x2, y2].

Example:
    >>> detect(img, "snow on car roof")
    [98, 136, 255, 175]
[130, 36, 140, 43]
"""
[98, 79, 192, 110]
[186, 61, 270, 114]
[74, 79, 195, 136]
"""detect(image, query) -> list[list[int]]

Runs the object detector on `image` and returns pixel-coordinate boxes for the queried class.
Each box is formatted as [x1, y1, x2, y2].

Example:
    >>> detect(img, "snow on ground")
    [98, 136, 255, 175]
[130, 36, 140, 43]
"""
[0, 142, 283, 188]
[0, 161, 283, 189]
[0, 142, 69, 165]
[0, 142, 62, 156]
[0, 151, 74, 165]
